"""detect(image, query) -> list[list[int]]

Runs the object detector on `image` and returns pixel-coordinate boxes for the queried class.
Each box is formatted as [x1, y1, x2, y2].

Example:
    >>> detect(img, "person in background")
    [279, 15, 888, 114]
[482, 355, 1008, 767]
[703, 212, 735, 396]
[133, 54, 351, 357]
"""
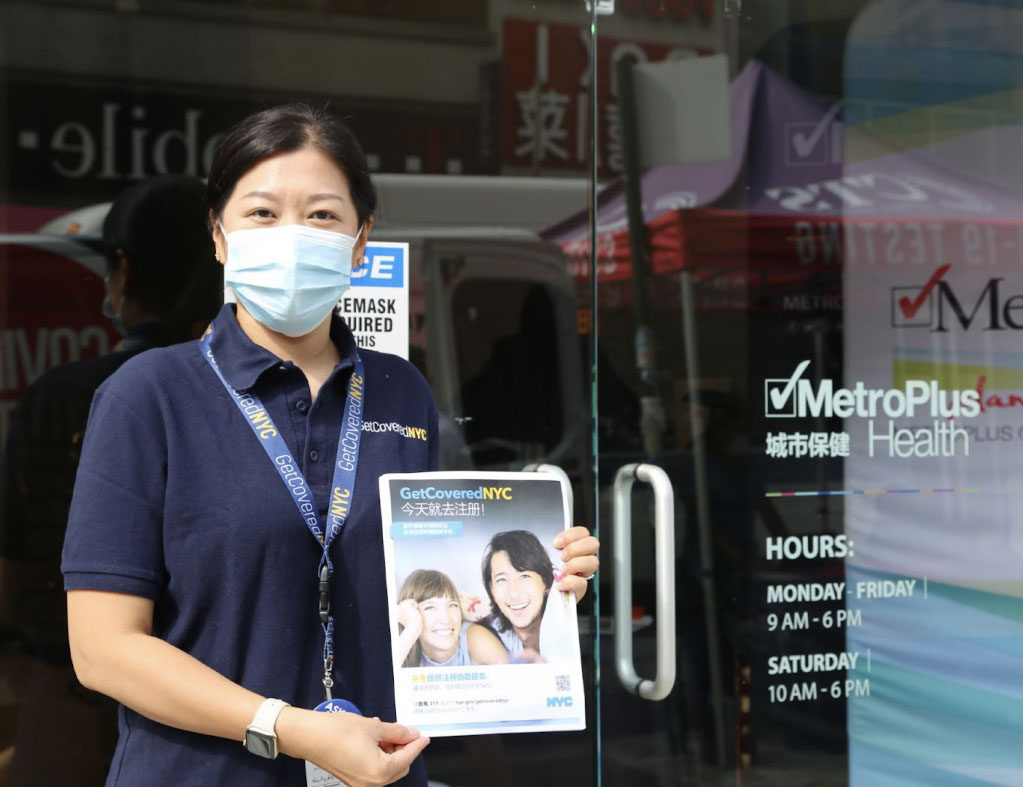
[100, 174, 224, 350]
[0, 174, 222, 786]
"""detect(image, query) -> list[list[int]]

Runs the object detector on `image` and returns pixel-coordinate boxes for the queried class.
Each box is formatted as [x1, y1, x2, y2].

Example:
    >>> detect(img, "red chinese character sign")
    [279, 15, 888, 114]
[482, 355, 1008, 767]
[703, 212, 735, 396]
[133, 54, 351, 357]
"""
[501, 19, 712, 177]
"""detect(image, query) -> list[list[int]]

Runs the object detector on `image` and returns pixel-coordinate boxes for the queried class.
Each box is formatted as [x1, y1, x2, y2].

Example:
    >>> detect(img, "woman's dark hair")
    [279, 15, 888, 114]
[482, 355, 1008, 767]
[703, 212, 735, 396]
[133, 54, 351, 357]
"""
[205, 103, 377, 228]
[481, 530, 555, 633]
[103, 174, 222, 343]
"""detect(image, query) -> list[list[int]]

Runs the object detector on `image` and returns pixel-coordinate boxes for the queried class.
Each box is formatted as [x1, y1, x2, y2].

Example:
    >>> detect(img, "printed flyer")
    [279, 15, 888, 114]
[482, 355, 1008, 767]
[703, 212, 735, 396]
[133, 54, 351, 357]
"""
[380, 471, 586, 736]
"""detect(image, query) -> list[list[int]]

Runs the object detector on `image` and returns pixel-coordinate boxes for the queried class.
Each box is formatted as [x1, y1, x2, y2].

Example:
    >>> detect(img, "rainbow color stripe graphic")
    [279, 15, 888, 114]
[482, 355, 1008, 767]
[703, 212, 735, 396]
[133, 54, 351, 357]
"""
[766, 488, 981, 498]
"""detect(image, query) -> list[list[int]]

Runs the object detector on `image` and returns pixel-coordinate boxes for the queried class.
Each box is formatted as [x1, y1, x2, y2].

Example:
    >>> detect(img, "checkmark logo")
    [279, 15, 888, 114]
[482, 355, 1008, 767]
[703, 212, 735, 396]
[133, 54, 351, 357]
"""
[898, 264, 951, 319]
[790, 101, 843, 159]
[765, 360, 811, 417]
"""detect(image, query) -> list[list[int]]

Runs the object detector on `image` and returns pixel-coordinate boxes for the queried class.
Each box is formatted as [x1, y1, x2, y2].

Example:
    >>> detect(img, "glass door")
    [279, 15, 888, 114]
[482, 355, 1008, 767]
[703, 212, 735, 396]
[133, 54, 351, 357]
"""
[586, 1, 1023, 785]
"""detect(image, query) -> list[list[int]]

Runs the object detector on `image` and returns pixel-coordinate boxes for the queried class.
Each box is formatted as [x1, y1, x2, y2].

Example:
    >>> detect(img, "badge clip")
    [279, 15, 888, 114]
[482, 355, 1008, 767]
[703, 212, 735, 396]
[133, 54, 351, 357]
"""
[318, 564, 331, 625]
[322, 654, 335, 701]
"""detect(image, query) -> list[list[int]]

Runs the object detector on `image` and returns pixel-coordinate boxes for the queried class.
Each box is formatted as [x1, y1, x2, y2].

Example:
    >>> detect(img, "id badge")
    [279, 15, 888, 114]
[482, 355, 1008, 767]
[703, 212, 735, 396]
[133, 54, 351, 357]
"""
[304, 699, 363, 787]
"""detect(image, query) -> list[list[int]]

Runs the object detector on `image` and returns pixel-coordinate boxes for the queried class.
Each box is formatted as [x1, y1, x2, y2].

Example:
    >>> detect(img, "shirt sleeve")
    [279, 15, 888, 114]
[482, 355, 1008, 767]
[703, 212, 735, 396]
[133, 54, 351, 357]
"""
[61, 384, 168, 600]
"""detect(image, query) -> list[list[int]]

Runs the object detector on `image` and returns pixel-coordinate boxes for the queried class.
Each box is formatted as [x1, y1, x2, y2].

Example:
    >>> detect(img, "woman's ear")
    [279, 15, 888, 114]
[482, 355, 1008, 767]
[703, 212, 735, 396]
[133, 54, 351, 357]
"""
[352, 216, 375, 272]
[210, 211, 226, 265]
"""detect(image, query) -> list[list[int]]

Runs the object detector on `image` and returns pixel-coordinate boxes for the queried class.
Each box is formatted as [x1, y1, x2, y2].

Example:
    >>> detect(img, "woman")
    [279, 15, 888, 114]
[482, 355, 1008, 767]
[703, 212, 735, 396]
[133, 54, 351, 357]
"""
[61, 104, 599, 787]
[481, 530, 560, 661]
[395, 570, 507, 668]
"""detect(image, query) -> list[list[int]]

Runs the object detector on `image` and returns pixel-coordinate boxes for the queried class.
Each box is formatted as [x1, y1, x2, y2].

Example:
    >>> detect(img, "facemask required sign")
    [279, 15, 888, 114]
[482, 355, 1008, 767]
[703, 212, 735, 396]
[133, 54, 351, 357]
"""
[339, 241, 409, 359]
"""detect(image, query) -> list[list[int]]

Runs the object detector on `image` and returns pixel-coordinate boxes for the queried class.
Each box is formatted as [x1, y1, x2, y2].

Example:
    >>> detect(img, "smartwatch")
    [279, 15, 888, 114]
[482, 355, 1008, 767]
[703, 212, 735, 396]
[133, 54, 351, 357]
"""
[243, 698, 291, 759]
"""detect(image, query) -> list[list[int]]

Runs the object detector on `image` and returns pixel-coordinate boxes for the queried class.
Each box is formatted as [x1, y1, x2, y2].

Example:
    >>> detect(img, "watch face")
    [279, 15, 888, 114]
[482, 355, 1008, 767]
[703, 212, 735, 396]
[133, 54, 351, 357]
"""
[245, 729, 277, 759]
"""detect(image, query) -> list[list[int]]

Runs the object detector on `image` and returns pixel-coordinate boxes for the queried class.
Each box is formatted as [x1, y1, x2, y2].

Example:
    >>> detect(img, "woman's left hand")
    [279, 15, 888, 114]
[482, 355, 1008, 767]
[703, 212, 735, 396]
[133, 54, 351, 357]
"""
[553, 526, 599, 601]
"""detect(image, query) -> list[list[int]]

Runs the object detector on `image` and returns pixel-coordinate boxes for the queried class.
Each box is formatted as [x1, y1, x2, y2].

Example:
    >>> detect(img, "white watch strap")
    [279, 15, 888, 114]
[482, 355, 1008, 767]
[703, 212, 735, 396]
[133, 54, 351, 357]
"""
[249, 697, 290, 735]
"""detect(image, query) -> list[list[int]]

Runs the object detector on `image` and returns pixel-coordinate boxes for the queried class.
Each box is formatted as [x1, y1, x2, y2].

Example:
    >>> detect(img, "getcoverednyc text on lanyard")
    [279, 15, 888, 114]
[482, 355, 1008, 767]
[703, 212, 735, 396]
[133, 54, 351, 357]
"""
[199, 323, 364, 703]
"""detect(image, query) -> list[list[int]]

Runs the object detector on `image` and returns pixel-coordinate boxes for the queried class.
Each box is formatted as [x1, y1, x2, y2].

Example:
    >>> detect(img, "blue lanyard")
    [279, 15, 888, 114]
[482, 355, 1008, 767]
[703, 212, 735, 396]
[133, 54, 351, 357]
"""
[199, 324, 364, 700]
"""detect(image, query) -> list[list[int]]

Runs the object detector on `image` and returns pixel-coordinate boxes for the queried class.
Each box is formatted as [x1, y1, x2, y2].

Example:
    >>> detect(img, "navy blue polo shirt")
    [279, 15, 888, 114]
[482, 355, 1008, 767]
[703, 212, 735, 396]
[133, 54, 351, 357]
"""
[62, 304, 437, 787]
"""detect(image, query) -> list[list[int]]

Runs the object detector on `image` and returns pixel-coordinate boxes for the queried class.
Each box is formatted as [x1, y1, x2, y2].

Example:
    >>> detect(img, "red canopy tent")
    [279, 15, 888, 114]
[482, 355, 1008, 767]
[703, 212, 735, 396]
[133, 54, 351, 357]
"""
[543, 60, 1023, 304]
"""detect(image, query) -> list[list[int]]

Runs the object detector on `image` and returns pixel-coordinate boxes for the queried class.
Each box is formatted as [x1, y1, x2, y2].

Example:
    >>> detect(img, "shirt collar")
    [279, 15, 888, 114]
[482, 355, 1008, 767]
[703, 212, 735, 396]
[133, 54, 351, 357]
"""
[207, 304, 358, 392]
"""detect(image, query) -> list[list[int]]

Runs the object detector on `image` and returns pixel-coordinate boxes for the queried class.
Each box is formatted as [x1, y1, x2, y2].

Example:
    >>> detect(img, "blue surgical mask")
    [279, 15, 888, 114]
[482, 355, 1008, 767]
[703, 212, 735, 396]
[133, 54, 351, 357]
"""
[102, 295, 127, 337]
[222, 223, 362, 337]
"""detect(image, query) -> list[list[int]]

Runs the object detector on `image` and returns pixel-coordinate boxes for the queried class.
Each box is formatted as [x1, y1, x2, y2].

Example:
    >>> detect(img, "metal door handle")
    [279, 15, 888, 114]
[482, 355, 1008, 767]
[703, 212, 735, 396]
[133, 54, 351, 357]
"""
[522, 463, 573, 520]
[613, 463, 676, 701]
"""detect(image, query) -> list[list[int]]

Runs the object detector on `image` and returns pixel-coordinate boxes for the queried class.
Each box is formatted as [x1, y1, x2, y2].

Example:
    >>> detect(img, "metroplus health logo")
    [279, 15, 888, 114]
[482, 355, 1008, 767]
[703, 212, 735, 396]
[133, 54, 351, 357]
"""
[890, 264, 951, 328]
[764, 359, 979, 420]
[763, 359, 980, 459]
[889, 263, 1023, 332]
[764, 360, 811, 418]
